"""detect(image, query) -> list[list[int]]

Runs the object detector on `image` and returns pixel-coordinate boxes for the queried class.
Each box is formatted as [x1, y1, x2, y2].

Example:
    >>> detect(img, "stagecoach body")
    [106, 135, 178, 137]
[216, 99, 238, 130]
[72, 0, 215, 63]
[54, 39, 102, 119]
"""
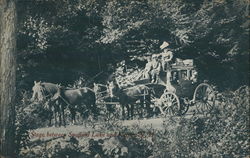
[134, 59, 216, 116]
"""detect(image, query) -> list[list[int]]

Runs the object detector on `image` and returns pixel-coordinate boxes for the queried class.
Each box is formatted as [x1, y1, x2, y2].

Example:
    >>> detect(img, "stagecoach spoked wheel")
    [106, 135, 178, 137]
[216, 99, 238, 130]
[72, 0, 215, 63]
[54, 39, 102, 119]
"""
[193, 83, 215, 114]
[160, 92, 180, 116]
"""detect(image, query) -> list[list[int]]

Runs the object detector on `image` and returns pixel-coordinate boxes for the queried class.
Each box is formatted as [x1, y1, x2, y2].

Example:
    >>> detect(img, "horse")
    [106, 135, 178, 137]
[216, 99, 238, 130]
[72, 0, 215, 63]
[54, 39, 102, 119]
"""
[107, 81, 152, 119]
[52, 86, 97, 124]
[31, 81, 65, 126]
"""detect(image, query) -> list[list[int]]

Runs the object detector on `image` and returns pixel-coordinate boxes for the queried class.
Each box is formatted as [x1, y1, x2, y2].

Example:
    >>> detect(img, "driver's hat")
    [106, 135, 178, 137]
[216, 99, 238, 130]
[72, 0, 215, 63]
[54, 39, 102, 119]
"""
[160, 41, 169, 50]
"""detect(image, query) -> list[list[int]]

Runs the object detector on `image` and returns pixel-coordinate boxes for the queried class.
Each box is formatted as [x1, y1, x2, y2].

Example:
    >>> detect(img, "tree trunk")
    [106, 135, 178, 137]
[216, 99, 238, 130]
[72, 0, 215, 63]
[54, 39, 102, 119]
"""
[0, 0, 17, 157]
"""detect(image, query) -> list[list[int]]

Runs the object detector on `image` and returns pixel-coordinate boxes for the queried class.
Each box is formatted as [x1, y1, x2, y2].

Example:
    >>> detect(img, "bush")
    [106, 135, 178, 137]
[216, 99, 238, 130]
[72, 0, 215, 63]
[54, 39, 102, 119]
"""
[17, 86, 249, 157]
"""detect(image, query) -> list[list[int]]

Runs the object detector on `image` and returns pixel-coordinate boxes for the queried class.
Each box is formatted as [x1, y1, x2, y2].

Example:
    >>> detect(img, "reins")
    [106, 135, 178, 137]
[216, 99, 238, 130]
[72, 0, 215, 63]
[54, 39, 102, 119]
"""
[58, 95, 71, 107]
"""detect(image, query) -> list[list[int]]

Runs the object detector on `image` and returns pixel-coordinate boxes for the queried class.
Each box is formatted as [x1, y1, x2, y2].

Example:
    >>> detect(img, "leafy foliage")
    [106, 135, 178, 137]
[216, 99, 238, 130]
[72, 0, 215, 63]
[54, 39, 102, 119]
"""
[16, 0, 249, 90]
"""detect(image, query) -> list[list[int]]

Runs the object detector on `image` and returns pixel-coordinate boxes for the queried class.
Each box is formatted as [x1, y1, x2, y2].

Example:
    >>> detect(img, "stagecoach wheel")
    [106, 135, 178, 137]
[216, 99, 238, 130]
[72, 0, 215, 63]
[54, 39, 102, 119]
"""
[160, 92, 180, 116]
[193, 83, 215, 114]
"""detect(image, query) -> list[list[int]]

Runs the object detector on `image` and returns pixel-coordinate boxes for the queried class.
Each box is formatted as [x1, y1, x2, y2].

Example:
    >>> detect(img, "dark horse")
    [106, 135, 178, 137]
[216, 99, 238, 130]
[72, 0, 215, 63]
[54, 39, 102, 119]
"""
[108, 81, 152, 119]
[52, 86, 97, 124]
[31, 81, 65, 126]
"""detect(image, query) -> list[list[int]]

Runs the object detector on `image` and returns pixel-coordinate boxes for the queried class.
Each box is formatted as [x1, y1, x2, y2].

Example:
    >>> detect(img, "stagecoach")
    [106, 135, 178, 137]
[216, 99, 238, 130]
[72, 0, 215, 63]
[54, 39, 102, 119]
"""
[134, 58, 216, 116]
[94, 58, 216, 119]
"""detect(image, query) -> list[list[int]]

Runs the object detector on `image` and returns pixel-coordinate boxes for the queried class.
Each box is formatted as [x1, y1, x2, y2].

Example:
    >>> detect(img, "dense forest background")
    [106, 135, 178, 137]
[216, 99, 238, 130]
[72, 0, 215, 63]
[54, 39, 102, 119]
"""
[16, 0, 249, 91]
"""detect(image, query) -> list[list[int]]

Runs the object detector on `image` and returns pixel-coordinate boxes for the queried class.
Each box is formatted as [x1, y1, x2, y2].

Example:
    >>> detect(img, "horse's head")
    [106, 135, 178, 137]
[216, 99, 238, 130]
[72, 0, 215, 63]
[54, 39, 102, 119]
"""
[31, 81, 45, 102]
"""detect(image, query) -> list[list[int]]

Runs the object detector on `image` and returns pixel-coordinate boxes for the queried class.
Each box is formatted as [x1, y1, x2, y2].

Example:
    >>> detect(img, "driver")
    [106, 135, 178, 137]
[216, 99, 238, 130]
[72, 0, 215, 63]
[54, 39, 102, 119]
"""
[160, 41, 173, 71]
[150, 54, 161, 83]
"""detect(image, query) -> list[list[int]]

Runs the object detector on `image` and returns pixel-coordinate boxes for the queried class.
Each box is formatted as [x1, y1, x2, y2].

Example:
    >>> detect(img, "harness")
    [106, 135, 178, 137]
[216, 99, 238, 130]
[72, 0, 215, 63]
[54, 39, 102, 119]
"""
[55, 88, 94, 115]
[35, 84, 64, 103]
[51, 86, 72, 106]
[94, 83, 111, 100]
[57, 94, 71, 107]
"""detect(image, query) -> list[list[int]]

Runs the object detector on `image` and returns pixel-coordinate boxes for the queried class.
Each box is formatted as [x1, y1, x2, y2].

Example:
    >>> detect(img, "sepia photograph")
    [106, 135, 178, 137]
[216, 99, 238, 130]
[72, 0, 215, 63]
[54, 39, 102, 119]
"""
[0, 0, 249, 157]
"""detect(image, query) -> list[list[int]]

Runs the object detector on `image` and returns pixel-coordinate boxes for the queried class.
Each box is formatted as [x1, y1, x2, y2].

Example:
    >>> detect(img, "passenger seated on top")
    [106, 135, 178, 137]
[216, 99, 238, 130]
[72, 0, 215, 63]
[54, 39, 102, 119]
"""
[150, 54, 161, 83]
[143, 56, 153, 79]
[160, 41, 173, 71]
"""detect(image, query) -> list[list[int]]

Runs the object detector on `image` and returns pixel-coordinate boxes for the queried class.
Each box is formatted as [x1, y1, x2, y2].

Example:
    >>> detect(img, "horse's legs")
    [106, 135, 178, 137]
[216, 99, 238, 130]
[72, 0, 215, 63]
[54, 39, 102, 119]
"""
[121, 105, 125, 120]
[49, 117, 52, 126]
[106, 104, 110, 120]
[54, 109, 57, 127]
[130, 104, 134, 120]
[49, 111, 52, 127]
[54, 104, 61, 127]
[139, 98, 144, 118]
[47, 103, 53, 127]
[58, 105, 62, 127]
[126, 104, 130, 120]
[57, 104, 65, 127]
[61, 105, 66, 127]
[48, 105, 52, 127]
[146, 95, 152, 118]
[69, 108, 76, 125]
[51, 105, 57, 127]
[91, 103, 98, 120]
